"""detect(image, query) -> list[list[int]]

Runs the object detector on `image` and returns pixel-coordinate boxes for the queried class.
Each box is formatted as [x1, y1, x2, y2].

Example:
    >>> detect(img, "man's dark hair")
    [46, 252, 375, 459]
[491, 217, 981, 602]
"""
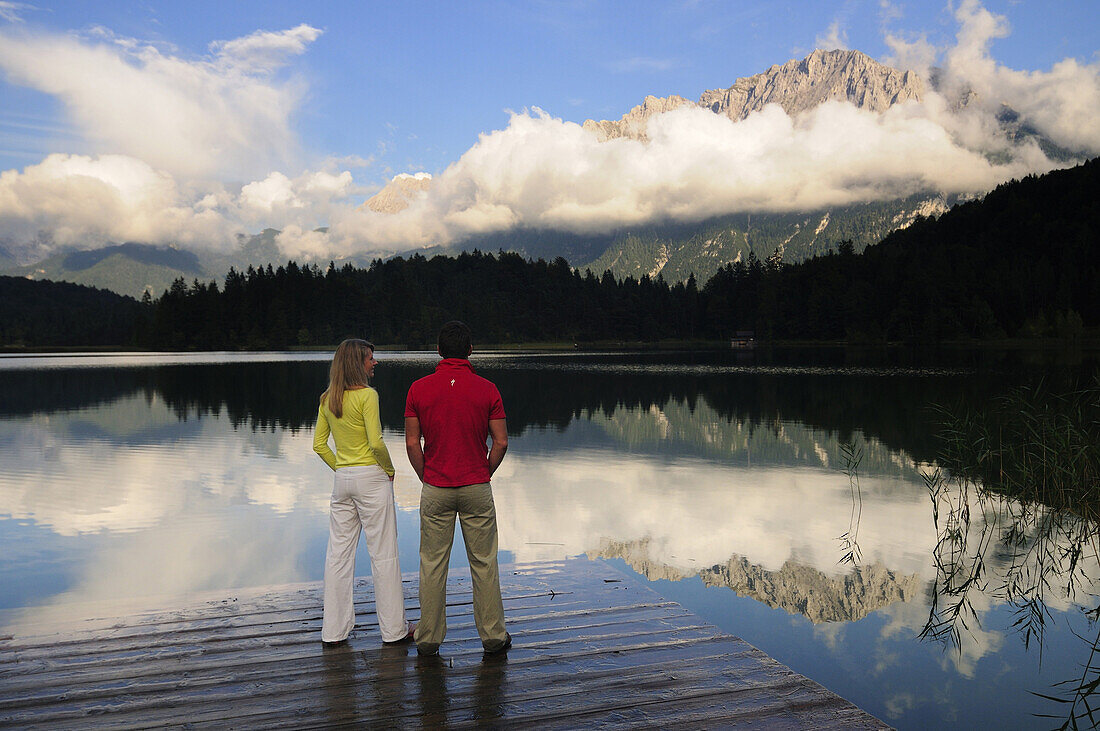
[438, 320, 472, 359]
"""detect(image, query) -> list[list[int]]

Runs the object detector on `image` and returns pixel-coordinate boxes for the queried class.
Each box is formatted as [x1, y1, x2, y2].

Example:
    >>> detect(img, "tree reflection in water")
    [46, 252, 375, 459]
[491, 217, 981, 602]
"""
[4, 351, 1096, 727]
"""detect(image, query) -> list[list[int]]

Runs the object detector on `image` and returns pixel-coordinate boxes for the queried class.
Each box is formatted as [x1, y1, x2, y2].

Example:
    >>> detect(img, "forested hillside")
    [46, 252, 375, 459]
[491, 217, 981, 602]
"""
[714, 158, 1098, 341]
[577, 194, 954, 283]
[141, 253, 704, 349]
[6, 242, 206, 299]
[1, 159, 1095, 349]
[0, 277, 142, 346]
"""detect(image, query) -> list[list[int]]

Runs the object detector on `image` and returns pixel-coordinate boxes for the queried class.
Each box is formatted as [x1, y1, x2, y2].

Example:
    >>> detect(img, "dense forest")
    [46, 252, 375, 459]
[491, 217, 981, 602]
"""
[1, 158, 1096, 349]
[0, 276, 143, 346]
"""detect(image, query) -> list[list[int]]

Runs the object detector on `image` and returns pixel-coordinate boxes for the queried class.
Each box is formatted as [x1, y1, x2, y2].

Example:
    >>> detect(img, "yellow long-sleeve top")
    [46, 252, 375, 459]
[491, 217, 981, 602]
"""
[313, 387, 395, 476]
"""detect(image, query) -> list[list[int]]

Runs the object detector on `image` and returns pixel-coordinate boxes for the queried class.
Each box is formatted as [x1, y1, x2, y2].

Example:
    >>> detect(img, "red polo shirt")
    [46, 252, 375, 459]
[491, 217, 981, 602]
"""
[404, 358, 506, 487]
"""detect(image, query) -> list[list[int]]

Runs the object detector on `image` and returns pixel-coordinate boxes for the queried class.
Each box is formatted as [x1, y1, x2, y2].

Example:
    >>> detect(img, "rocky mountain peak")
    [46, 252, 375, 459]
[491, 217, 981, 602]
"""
[581, 94, 695, 142]
[362, 172, 432, 214]
[371, 50, 927, 212]
[707, 48, 923, 121]
[586, 48, 924, 142]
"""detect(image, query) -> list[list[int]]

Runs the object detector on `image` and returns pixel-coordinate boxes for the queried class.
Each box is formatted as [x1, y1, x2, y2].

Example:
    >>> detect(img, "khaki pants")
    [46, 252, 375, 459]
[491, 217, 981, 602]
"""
[415, 482, 507, 652]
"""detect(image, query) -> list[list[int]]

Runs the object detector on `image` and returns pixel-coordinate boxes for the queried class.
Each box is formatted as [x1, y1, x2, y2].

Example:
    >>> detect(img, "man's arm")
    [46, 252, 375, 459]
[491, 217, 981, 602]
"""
[405, 416, 425, 482]
[488, 418, 508, 476]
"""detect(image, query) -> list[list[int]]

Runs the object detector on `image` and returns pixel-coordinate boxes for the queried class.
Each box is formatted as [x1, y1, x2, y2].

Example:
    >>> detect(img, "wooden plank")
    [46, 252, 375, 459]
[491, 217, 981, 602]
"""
[0, 596, 680, 682]
[2, 561, 569, 641]
[0, 606, 699, 703]
[0, 603, 697, 705]
[0, 613, 717, 712]
[8, 637, 756, 729]
[248, 645, 772, 731]
[145, 640, 853, 730]
[0, 576, 556, 647]
[0, 575, 588, 655]
[0, 562, 661, 656]
[0, 558, 886, 730]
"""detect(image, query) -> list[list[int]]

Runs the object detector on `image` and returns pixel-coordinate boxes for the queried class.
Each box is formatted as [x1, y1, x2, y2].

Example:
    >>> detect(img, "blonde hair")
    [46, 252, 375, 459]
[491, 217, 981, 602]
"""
[321, 338, 374, 418]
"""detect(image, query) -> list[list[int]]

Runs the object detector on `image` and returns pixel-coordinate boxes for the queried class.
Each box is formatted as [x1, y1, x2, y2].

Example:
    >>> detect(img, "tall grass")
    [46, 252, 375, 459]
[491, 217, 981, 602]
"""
[931, 377, 1100, 521]
[836, 440, 864, 567]
[923, 377, 1100, 728]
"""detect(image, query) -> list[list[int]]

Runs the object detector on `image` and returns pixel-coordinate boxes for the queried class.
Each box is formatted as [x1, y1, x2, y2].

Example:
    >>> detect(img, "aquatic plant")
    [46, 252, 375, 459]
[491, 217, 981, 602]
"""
[921, 378, 1100, 728]
[836, 439, 864, 567]
[930, 377, 1099, 522]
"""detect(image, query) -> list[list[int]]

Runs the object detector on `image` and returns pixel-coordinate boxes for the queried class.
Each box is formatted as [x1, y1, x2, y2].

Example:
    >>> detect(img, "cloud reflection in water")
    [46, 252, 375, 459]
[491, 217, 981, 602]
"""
[1, 355, 1097, 730]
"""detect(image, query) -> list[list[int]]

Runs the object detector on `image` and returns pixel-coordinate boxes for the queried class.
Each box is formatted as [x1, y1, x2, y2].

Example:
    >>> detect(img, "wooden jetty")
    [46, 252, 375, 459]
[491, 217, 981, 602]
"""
[1, 558, 887, 729]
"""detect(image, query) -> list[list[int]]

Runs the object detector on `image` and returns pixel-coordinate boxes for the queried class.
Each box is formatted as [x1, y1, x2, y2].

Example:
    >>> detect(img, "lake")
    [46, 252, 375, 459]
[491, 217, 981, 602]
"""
[1, 348, 1096, 729]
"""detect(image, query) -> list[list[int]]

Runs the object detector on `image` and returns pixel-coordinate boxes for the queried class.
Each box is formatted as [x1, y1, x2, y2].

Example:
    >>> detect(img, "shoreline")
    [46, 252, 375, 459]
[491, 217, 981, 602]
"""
[4, 337, 1100, 356]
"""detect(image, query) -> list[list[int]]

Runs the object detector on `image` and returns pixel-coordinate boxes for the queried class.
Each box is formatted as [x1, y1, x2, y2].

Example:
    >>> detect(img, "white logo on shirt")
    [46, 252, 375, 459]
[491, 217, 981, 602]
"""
[451, 379, 455, 386]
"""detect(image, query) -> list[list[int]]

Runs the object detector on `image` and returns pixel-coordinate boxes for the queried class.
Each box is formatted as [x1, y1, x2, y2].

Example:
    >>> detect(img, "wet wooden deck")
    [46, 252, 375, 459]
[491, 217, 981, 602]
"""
[1, 558, 887, 729]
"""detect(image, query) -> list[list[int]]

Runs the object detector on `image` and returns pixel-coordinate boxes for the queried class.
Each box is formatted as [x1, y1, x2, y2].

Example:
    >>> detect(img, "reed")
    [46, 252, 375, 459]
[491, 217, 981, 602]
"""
[836, 440, 864, 566]
[922, 377, 1100, 728]
[931, 377, 1100, 522]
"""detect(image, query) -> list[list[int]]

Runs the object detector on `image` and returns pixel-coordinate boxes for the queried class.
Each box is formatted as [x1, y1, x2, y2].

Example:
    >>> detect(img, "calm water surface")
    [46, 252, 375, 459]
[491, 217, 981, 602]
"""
[1, 349, 1096, 729]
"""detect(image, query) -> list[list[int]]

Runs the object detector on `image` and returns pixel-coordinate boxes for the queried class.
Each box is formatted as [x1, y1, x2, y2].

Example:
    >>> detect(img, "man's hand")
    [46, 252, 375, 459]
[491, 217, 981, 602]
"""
[405, 416, 426, 482]
[488, 418, 508, 476]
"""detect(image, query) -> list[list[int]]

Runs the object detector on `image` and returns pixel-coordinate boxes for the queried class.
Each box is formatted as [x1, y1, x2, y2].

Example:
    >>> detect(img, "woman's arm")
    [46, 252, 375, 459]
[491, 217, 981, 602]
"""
[313, 404, 337, 471]
[362, 389, 395, 477]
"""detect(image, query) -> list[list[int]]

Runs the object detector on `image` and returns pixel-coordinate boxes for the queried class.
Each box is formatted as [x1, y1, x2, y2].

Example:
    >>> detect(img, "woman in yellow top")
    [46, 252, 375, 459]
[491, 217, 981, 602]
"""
[314, 338, 414, 645]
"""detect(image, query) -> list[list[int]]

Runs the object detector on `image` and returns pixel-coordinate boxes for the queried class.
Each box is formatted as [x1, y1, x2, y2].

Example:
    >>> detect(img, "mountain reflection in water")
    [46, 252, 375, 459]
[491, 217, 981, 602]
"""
[598, 537, 926, 624]
[0, 350, 1096, 729]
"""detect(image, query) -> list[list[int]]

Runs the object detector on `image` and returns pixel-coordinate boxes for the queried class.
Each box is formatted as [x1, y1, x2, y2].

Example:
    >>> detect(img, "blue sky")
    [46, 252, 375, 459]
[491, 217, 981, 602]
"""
[0, 0, 1097, 258]
[4, 0, 1097, 178]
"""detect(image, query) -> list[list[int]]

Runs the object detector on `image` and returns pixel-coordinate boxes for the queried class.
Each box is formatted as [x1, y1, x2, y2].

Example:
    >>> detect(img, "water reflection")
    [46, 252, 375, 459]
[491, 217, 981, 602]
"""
[494, 453, 934, 594]
[0, 352, 1096, 729]
[0, 405, 331, 626]
[921, 471, 1100, 725]
[599, 538, 926, 624]
[0, 351, 985, 458]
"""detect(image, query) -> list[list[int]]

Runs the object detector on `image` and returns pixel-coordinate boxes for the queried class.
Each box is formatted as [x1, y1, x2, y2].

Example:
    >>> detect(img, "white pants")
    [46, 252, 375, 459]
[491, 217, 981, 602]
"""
[322, 465, 407, 642]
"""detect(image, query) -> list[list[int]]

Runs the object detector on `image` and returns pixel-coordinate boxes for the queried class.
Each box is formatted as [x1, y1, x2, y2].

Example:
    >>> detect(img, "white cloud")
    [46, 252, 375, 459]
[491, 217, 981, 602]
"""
[936, 0, 1100, 152]
[878, 0, 903, 26]
[323, 154, 375, 170]
[0, 2, 1096, 262]
[313, 99, 1044, 256]
[240, 171, 298, 212]
[275, 224, 333, 259]
[303, 169, 354, 196]
[0, 153, 236, 248]
[883, 33, 937, 77]
[0, 153, 359, 254]
[0, 1, 32, 24]
[209, 23, 322, 74]
[298, 0, 1096, 257]
[815, 20, 850, 51]
[238, 168, 355, 233]
[0, 24, 321, 179]
[610, 56, 680, 73]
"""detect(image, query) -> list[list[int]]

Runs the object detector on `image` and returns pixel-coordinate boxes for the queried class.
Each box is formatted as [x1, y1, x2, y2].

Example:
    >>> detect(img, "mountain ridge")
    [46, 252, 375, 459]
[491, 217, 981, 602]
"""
[0, 194, 961, 296]
[0, 47, 1066, 296]
[583, 49, 923, 142]
[4, 156, 1096, 347]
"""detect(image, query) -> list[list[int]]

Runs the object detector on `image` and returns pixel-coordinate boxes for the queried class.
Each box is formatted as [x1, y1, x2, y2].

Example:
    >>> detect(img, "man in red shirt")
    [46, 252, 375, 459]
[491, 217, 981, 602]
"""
[405, 321, 511, 656]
